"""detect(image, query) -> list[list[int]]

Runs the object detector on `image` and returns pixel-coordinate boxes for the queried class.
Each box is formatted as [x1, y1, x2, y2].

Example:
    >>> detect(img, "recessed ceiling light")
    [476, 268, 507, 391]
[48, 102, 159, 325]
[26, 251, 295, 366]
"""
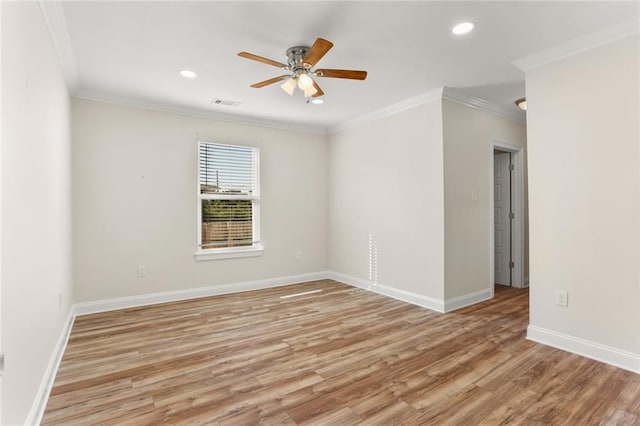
[311, 99, 324, 105]
[452, 22, 475, 35]
[515, 97, 527, 111]
[179, 69, 197, 79]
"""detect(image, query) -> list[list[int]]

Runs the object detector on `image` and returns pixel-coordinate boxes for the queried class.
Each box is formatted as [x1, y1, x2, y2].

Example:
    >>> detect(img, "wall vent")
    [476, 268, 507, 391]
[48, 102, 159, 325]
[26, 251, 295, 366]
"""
[211, 98, 241, 107]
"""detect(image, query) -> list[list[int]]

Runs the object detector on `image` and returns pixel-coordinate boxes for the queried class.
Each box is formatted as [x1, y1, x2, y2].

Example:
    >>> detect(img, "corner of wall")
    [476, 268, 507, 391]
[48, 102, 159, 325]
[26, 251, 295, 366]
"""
[24, 307, 76, 426]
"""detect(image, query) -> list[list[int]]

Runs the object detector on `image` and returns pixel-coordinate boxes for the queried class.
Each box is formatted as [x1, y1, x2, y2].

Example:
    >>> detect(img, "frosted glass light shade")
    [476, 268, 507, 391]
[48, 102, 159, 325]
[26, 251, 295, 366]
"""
[280, 78, 296, 95]
[297, 73, 314, 90]
[303, 86, 318, 98]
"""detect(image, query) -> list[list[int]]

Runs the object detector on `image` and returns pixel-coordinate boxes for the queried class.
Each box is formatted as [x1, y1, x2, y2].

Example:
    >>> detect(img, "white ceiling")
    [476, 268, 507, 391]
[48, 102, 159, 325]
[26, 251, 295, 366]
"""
[53, 1, 638, 132]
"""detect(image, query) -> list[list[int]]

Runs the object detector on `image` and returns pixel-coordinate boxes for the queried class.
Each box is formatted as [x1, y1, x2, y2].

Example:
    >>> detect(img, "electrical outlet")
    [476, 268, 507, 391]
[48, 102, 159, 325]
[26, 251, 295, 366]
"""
[58, 292, 62, 308]
[137, 265, 146, 277]
[295, 250, 302, 261]
[555, 290, 568, 307]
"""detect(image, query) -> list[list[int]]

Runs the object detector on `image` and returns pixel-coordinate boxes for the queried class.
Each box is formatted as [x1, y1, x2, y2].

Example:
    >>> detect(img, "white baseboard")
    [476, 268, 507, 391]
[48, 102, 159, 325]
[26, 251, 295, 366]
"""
[527, 325, 640, 374]
[328, 271, 495, 314]
[25, 270, 499, 425]
[444, 288, 493, 312]
[73, 271, 330, 316]
[25, 309, 76, 426]
[25, 271, 330, 424]
[328, 271, 446, 313]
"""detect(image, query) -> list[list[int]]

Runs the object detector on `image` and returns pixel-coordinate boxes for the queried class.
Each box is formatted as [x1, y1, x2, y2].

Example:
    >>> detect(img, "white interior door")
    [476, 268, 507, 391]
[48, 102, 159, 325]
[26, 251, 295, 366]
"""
[494, 153, 511, 286]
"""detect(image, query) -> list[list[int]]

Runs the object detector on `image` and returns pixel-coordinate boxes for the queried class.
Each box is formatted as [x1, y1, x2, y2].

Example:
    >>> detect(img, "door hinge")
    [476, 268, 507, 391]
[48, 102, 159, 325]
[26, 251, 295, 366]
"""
[509, 164, 514, 171]
[509, 212, 515, 220]
[509, 261, 515, 269]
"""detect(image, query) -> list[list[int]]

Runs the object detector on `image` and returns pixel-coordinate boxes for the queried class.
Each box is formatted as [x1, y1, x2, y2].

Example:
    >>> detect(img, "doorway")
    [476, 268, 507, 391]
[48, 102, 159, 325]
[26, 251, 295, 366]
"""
[490, 141, 525, 289]
[494, 150, 512, 286]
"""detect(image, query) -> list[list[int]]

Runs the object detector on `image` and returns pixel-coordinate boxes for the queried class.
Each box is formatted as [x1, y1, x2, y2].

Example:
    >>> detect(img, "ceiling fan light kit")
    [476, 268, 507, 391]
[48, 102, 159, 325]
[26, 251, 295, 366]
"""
[238, 38, 367, 100]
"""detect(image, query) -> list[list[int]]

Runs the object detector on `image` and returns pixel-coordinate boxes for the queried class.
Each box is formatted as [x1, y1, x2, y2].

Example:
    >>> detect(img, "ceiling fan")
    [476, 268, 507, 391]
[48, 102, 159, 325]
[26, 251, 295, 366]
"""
[238, 38, 367, 98]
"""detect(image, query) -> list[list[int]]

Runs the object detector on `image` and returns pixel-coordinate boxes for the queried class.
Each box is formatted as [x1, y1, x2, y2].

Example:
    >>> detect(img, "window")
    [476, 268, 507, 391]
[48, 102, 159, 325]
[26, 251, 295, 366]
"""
[195, 142, 262, 260]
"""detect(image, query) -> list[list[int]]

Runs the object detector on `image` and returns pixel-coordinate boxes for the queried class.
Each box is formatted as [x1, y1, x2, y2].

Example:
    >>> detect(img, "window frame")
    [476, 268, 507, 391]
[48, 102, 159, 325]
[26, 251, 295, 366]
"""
[194, 141, 263, 261]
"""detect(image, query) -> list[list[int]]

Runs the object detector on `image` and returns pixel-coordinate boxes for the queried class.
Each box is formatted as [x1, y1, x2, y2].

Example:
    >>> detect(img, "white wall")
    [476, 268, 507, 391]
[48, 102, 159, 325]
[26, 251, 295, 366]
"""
[1, 2, 73, 424]
[527, 35, 639, 355]
[442, 100, 527, 299]
[72, 99, 328, 302]
[328, 100, 445, 301]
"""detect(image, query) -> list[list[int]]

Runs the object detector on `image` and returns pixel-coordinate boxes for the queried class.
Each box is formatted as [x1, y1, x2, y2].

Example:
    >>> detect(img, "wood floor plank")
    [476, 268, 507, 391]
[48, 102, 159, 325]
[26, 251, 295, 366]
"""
[42, 280, 640, 425]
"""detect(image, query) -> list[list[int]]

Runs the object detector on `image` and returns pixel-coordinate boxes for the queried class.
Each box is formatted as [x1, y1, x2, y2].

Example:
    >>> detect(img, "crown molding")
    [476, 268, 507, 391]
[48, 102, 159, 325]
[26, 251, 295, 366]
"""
[329, 87, 444, 134]
[512, 18, 640, 72]
[38, 0, 80, 95]
[79, 87, 520, 137]
[36, 1, 519, 137]
[75, 89, 328, 135]
[442, 87, 525, 124]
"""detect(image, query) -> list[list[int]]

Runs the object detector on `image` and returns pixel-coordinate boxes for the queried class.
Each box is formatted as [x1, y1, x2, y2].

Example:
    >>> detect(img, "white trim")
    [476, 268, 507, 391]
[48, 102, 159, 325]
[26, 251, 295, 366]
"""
[75, 91, 328, 136]
[38, 1, 327, 135]
[25, 310, 75, 426]
[38, 0, 80, 95]
[328, 271, 445, 313]
[444, 289, 493, 312]
[512, 19, 640, 72]
[73, 271, 330, 316]
[329, 271, 493, 313]
[527, 325, 640, 374]
[22, 272, 510, 424]
[27, 272, 329, 422]
[76, 86, 524, 138]
[443, 87, 525, 124]
[490, 141, 526, 289]
[329, 87, 444, 134]
[194, 244, 264, 261]
[199, 194, 257, 201]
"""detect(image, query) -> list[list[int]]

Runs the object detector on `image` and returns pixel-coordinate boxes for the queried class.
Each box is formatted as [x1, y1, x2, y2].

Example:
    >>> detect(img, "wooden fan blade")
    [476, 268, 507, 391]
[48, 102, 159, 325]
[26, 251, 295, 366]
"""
[302, 38, 334, 67]
[250, 75, 290, 88]
[238, 52, 288, 69]
[312, 80, 324, 97]
[315, 69, 368, 80]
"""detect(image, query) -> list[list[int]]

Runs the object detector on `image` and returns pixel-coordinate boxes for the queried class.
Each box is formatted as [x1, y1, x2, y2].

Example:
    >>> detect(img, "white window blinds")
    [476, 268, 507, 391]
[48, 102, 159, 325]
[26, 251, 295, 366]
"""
[199, 143, 257, 195]
[198, 142, 260, 250]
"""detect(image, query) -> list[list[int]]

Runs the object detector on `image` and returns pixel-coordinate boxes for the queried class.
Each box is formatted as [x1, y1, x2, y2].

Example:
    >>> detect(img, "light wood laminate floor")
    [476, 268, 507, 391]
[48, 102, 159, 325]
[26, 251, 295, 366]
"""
[43, 280, 640, 425]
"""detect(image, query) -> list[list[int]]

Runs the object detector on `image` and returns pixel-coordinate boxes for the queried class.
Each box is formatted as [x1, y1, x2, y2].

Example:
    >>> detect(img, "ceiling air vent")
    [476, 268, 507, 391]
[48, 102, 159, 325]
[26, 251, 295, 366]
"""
[211, 98, 241, 107]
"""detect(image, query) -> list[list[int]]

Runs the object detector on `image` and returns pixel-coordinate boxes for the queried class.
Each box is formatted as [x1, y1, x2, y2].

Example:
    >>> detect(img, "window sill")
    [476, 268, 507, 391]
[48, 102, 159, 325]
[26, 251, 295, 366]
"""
[194, 244, 264, 261]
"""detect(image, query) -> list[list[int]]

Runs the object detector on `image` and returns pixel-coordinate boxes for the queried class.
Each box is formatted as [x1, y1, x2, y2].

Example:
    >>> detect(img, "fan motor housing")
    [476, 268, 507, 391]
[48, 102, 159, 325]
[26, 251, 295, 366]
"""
[286, 46, 311, 73]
